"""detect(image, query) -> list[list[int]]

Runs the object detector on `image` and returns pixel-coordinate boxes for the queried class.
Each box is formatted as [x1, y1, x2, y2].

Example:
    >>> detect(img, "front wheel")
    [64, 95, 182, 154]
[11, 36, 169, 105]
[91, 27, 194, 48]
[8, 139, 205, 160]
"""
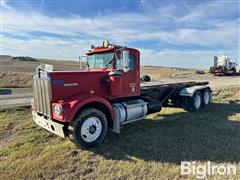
[68, 108, 108, 148]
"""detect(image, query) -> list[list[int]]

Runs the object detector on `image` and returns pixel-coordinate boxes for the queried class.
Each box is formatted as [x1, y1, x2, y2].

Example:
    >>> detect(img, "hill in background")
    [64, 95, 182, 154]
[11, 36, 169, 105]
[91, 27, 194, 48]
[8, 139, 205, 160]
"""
[0, 55, 80, 88]
[0, 55, 195, 88]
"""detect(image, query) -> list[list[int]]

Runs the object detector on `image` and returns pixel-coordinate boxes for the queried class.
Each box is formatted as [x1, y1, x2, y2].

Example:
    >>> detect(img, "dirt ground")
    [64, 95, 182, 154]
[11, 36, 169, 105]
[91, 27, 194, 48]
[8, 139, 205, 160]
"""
[148, 73, 240, 91]
[140, 66, 240, 92]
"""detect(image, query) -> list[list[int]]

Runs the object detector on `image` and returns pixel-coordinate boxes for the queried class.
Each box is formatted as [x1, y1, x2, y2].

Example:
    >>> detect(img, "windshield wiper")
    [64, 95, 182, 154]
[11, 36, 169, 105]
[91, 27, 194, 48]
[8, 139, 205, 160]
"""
[103, 59, 113, 69]
[86, 61, 89, 69]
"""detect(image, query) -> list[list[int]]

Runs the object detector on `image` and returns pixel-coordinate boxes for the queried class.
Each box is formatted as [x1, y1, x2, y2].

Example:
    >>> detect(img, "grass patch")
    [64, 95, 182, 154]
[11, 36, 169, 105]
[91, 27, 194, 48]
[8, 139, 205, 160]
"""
[213, 87, 240, 103]
[0, 89, 239, 179]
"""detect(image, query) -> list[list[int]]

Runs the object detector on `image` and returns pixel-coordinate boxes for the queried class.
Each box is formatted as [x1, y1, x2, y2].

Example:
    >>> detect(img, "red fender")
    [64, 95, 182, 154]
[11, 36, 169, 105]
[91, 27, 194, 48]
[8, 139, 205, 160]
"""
[52, 94, 115, 122]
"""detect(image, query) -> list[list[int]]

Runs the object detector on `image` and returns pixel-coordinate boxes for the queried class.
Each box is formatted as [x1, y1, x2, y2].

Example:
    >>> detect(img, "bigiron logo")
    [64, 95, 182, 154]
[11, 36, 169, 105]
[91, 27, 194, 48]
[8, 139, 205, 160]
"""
[181, 161, 237, 179]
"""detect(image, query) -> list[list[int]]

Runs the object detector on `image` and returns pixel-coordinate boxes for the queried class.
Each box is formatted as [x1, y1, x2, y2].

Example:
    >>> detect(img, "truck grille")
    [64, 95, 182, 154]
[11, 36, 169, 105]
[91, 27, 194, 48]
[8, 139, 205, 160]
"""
[33, 73, 52, 117]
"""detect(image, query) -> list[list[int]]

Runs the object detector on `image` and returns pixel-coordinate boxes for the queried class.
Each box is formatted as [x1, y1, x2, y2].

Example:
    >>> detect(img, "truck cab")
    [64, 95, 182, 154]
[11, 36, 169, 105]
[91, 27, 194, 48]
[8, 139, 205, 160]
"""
[84, 43, 141, 98]
[32, 41, 212, 148]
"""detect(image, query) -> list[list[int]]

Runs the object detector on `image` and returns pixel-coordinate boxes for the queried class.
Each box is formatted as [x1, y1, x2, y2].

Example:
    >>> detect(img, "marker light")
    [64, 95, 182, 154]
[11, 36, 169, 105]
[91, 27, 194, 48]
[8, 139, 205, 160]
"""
[103, 40, 109, 48]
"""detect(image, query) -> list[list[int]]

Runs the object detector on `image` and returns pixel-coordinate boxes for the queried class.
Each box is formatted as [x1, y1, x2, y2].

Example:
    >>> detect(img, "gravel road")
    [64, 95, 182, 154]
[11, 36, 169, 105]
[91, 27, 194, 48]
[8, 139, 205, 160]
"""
[0, 74, 239, 108]
[0, 88, 33, 108]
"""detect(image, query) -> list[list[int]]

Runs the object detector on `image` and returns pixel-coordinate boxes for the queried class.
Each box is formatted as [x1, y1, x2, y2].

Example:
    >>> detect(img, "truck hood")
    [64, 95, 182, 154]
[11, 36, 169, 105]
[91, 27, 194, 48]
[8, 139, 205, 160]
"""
[50, 71, 110, 101]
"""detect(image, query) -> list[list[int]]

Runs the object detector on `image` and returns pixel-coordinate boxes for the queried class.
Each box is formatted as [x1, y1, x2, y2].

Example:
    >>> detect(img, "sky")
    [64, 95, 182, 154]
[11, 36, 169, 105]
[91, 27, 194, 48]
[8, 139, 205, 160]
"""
[0, 0, 239, 68]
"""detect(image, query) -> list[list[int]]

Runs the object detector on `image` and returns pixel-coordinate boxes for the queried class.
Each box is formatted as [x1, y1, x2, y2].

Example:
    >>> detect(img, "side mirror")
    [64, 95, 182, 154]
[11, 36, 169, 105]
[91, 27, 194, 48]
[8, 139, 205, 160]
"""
[122, 50, 130, 72]
[79, 56, 88, 71]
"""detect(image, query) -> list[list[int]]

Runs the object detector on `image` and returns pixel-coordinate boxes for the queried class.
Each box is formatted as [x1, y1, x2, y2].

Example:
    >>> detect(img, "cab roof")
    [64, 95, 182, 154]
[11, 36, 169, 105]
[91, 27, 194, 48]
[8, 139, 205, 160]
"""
[86, 47, 114, 55]
[85, 41, 138, 55]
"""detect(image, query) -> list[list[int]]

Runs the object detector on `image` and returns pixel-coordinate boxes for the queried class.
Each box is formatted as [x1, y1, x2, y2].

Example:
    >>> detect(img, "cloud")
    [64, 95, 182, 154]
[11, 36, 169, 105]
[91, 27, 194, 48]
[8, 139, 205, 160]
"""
[2, 7, 238, 47]
[139, 48, 238, 68]
[4, 35, 238, 68]
[0, 0, 12, 10]
[140, 0, 239, 23]
[3, 36, 97, 60]
[179, 1, 239, 24]
[1, 1, 239, 67]
[138, 22, 239, 48]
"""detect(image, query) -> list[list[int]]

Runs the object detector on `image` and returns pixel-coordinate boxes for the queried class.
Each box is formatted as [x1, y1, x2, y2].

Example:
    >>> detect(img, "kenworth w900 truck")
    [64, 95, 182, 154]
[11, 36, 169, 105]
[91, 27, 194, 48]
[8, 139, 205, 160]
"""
[32, 41, 212, 148]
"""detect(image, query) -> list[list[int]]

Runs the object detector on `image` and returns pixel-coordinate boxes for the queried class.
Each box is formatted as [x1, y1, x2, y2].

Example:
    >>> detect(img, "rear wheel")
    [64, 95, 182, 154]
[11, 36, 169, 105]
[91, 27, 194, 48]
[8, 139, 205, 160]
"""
[181, 91, 202, 112]
[202, 88, 211, 107]
[68, 108, 108, 148]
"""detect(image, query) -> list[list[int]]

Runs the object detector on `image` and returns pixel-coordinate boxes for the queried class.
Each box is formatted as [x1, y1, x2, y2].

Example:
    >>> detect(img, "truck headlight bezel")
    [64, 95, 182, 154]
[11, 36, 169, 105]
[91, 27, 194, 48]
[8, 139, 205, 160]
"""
[53, 104, 63, 115]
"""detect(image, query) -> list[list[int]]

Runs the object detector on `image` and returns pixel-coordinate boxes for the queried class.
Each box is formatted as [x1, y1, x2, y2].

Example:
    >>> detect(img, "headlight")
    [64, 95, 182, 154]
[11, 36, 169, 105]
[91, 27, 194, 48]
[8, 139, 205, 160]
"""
[53, 105, 62, 115]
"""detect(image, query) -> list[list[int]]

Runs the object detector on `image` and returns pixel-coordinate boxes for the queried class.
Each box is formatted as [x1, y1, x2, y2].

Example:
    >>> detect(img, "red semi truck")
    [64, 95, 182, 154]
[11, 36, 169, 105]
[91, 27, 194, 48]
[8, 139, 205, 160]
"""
[32, 41, 212, 148]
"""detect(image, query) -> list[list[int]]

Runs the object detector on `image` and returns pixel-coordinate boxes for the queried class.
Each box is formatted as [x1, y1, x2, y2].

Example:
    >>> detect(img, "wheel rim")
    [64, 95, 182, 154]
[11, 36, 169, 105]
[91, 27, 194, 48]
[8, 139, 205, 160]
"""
[204, 91, 210, 104]
[81, 117, 102, 142]
[194, 94, 201, 109]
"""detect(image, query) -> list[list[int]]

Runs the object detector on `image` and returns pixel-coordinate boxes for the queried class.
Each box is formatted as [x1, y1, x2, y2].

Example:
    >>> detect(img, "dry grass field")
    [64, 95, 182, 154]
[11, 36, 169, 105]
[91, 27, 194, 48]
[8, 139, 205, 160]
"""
[0, 87, 239, 179]
[0, 55, 80, 88]
[140, 66, 196, 78]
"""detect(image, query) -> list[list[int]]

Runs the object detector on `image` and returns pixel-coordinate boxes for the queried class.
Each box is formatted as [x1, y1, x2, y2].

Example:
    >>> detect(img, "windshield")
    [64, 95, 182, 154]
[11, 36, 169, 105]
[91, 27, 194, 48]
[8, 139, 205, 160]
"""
[87, 52, 114, 69]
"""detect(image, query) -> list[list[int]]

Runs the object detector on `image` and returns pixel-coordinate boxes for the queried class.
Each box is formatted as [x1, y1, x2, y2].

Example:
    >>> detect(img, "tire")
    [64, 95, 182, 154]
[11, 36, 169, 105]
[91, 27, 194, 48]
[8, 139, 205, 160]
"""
[181, 91, 202, 112]
[141, 75, 151, 82]
[202, 88, 211, 107]
[68, 108, 108, 148]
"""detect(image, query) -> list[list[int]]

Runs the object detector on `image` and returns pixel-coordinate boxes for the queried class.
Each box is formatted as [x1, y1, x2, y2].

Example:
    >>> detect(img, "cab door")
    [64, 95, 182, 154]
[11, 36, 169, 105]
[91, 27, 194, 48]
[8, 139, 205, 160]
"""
[116, 49, 140, 97]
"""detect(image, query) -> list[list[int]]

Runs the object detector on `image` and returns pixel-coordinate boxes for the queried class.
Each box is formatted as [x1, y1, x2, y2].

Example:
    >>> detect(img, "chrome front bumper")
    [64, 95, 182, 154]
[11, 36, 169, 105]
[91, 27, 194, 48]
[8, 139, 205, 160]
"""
[32, 111, 66, 137]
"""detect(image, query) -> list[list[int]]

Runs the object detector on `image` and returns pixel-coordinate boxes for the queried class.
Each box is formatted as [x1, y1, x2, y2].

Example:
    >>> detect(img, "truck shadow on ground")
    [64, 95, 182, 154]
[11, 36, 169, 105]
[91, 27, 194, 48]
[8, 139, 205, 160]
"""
[92, 102, 240, 164]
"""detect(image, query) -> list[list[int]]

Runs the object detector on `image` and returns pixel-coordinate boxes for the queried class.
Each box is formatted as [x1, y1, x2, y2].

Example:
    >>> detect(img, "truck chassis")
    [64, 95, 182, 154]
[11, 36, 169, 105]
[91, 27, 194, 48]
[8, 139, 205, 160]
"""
[32, 42, 212, 148]
[33, 79, 211, 148]
[106, 81, 211, 134]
